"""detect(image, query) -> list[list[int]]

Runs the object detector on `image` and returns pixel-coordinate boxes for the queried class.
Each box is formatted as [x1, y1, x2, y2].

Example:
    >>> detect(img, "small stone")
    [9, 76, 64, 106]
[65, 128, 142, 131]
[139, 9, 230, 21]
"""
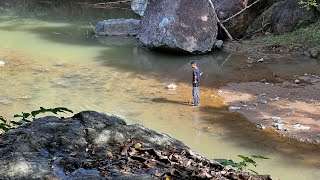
[309, 47, 318, 58]
[260, 79, 267, 83]
[259, 99, 268, 104]
[272, 117, 282, 123]
[294, 79, 300, 84]
[228, 106, 241, 111]
[293, 124, 310, 130]
[257, 58, 264, 62]
[167, 84, 177, 89]
[273, 123, 284, 130]
[0, 60, 5, 67]
[214, 40, 224, 49]
[303, 51, 310, 57]
[257, 124, 266, 130]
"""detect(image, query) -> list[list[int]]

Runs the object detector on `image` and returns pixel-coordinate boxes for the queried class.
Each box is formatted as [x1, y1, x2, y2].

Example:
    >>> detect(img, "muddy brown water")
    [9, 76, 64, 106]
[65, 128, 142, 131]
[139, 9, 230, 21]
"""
[0, 2, 320, 179]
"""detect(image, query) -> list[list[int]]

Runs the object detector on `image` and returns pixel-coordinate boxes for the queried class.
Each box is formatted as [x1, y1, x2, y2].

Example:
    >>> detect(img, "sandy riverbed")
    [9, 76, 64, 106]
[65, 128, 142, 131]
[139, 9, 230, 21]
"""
[218, 74, 320, 144]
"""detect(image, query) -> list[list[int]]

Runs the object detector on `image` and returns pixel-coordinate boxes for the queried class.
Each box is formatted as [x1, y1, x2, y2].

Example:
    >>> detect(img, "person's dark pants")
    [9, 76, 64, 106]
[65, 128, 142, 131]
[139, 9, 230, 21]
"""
[192, 86, 199, 106]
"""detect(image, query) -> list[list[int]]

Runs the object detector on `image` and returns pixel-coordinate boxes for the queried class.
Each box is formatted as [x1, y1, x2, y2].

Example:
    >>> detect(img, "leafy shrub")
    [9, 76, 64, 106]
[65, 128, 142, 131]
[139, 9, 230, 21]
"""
[215, 155, 269, 174]
[0, 107, 73, 132]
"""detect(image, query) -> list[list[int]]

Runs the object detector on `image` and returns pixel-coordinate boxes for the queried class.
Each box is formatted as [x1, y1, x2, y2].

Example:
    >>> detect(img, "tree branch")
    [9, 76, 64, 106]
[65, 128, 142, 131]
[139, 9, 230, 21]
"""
[222, 0, 261, 23]
[208, 0, 234, 41]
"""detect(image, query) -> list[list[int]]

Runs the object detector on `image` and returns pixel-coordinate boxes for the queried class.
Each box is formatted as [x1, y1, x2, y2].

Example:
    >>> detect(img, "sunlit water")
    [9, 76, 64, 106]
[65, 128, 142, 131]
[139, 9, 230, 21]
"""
[0, 2, 320, 179]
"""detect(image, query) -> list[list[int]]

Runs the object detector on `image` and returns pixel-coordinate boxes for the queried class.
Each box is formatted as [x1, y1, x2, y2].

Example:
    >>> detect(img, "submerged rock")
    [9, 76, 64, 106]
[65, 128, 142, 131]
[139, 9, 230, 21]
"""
[167, 84, 177, 89]
[138, 0, 218, 54]
[0, 60, 5, 67]
[228, 106, 242, 111]
[96, 18, 141, 36]
[293, 124, 311, 130]
[0, 111, 271, 180]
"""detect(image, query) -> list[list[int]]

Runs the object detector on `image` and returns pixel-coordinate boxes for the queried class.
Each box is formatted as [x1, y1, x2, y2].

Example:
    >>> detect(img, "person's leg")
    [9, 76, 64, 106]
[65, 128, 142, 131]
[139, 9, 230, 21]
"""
[195, 87, 199, 106]
[192, 86, 196, 105]
[193, 86, 199, 106]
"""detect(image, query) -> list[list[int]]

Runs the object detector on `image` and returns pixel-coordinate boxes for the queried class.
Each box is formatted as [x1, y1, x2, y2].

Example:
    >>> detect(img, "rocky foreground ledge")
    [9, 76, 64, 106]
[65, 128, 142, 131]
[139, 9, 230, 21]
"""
[0, 111, 271, 180]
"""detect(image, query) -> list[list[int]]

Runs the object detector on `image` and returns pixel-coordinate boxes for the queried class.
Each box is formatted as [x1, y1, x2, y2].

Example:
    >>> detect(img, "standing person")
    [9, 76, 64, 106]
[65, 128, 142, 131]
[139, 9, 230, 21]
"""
[191, 60, 202, 106]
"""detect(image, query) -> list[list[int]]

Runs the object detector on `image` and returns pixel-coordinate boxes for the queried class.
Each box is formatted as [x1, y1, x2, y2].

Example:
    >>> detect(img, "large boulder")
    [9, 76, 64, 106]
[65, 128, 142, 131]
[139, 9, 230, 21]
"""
[271, 0, 315, 33]
[245, 1, 286, 36]
[138, 0, 218, 54]
[0, 111, 272, 180]
[214, 0, 274, 38]
[131, 0, 148, 16]
[96, 18, 140, 36]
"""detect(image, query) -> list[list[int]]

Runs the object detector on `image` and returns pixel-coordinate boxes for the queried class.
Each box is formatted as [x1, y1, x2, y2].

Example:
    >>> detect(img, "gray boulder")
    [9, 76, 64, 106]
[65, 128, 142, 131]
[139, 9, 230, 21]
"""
[245, 1, 285, 36]
[0, 111, 271, 180]
[271, 0, 315, 33]
[138, 0, 218, 54]
[96, 18, 140, 36]
[131, 0, 148, 16]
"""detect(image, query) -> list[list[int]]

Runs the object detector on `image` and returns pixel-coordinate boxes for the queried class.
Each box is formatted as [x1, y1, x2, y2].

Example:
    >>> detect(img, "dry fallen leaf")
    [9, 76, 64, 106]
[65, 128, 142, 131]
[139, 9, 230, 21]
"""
[134, 143, 142, 149]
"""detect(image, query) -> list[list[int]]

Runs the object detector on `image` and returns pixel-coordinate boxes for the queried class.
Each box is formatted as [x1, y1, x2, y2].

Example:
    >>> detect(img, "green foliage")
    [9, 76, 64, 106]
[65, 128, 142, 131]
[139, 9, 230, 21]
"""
[244, 19, 320, 46]
[0, 107, 73, 132]
[299, 0, 318, 10]
[0, 116, 11, 132]
[215, 155, 269, 175]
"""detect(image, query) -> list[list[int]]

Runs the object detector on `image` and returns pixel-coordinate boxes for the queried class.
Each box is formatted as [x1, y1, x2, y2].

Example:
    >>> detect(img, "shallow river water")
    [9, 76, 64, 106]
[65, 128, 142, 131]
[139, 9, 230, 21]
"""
[0, 2, 320, 179]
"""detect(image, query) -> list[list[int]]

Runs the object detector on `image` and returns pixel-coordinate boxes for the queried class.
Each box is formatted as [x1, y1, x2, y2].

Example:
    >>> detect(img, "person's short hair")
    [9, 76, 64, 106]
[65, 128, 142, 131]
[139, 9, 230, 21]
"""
[191, 60, 197, 65]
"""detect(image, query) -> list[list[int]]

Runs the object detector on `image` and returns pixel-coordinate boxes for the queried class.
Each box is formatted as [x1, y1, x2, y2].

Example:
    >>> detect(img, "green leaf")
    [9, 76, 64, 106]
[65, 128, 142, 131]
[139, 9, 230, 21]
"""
[14, 114, 23, 118]
[57, 107, 73, 114]
[10, 121, 22, 125]
[22, 119, 32, 123]
[22, 112, 30, 119]
[238, 155, 256, 164]
[31, 110, 41, 117]
[251, 155, 270, 159]
[0, 116, 7, 123]
[249, 169, 259, 175]
[0, 123, 10, 132]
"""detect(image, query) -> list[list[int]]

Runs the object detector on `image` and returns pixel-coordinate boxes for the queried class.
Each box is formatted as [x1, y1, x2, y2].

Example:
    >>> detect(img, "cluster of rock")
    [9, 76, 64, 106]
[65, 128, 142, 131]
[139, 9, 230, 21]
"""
[0, 111, 272, 179]
[95, 0, 318, 54]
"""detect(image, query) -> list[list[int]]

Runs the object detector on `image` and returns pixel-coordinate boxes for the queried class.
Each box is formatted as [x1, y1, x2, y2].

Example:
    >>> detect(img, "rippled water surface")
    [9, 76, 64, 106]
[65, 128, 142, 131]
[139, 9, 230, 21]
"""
[1, 2, 320, 179]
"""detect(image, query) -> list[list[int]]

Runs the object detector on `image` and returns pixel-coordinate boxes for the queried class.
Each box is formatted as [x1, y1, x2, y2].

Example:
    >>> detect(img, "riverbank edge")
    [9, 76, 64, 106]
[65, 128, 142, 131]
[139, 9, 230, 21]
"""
[219, 41, 320, 145]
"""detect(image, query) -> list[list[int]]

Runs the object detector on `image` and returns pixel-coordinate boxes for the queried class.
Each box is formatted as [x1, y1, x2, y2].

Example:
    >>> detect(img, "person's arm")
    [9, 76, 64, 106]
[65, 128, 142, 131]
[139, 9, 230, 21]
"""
[193, 70, 197, 83]
[200, 72, 203, 76]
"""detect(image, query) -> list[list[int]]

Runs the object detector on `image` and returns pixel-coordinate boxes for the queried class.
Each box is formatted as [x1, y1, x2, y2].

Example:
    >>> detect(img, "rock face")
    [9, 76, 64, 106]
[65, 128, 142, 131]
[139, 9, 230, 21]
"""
[131, 0, 148, 16]
[214, 0, 273, 38]
[0, 111, 271, 180]
[138, 0, 218, 54]
[96, 18, 140, 36]
[245, 1, 285, 36]
[271, 0, 315, 33]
